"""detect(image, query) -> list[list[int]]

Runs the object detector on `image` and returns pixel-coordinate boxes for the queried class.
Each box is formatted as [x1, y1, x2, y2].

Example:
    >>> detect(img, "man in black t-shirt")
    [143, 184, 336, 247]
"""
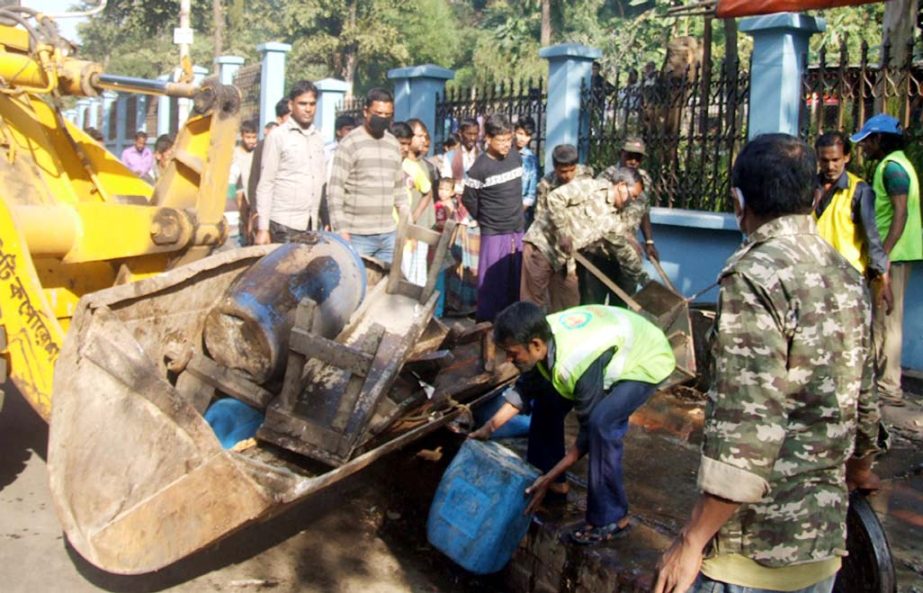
[462, 114, 524, 322]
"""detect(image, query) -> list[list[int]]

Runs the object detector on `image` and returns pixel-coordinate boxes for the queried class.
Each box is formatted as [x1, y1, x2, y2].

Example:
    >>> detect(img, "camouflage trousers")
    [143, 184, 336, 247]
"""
[578, 237, 649, 306]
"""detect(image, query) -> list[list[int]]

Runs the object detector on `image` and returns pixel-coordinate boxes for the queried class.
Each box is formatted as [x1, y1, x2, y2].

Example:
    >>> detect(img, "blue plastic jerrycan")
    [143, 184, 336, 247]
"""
[427, 439, 540, 574]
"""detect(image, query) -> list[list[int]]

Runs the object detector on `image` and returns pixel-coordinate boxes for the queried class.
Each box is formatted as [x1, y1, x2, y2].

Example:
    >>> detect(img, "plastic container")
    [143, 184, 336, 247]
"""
[427, 439, 540, 574]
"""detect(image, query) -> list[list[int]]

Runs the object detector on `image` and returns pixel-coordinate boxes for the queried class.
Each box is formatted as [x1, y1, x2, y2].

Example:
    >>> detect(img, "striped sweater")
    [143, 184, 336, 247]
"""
[327, 126, 408, 234]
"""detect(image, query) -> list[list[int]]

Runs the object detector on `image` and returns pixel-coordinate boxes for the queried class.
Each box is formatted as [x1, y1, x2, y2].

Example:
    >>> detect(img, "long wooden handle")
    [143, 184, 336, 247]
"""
[573, 252, 643, 313]
[650, 257, 678, 293]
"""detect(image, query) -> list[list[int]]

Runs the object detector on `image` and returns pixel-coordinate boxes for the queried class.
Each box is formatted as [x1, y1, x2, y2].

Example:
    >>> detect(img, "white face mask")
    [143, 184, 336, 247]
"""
[732, 187, 749, 241]
[733, 187, 746, 229]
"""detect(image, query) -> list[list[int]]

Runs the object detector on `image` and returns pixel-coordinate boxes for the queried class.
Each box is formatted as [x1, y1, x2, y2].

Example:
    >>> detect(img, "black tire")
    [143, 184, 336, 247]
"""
[834, 491, 897, 593]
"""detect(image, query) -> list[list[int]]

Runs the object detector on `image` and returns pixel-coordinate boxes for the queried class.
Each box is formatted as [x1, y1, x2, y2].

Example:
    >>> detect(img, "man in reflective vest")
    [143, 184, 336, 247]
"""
[470, 302, 675, 544]
[813, 131, 891, 300]
[853, 114, 922, 407]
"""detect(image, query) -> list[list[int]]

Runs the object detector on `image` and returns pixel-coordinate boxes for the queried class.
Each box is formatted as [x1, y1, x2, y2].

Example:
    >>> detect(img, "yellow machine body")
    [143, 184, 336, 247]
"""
[0, 23, 239, 420]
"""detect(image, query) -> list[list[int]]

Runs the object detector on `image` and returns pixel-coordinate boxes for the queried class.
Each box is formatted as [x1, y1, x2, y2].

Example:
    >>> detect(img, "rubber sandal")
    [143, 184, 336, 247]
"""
[569, 520, 632, 545]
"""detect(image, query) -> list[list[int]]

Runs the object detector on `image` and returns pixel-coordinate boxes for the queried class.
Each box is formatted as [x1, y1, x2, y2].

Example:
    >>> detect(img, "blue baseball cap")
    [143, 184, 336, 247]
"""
[850, 114, 903, 143]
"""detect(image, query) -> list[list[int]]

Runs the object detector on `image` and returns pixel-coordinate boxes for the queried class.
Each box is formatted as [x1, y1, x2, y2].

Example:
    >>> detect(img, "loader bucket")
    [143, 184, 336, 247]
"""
[633, 281, 697, 387]
[46, 226, 515, 574]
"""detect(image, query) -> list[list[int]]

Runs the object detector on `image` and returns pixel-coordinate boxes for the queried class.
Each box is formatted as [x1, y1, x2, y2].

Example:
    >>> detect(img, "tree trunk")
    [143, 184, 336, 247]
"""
[213, 0, 223, 60]
[882, 0, 917, 67]
[541, 0, 551, 46]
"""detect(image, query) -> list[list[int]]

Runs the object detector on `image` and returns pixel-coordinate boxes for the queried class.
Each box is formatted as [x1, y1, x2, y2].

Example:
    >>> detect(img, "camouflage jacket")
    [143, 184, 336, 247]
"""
[524, 177, 625, 270]
[600, 165, 651, 232]
[700, 214, 883, 568]
[526, 165, 595, 270]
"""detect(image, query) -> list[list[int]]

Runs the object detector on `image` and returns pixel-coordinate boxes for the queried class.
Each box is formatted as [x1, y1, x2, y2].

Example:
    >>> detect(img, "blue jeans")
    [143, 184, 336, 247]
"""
[525, 374, 655, 525]
[349, 231, 396, 265]
[689, 574, 835, 593]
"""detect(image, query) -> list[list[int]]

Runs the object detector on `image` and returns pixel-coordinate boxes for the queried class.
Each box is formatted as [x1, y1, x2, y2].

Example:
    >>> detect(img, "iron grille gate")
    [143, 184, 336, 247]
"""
[433, 78, 547, 172]
[801, 37, 923, 178]
[580, 59, 749, 212]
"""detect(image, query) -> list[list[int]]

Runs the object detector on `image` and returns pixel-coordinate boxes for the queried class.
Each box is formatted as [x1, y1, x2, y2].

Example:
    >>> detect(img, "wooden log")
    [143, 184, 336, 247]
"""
[185, 353, 274, 410]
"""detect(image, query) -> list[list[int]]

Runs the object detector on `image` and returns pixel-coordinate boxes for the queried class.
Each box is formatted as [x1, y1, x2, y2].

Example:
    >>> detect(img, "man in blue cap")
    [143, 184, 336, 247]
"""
[852, 114, 921, 407]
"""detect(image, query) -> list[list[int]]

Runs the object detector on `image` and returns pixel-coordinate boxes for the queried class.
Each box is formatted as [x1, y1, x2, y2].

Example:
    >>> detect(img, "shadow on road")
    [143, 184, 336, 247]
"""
[0, 387, 48, 491]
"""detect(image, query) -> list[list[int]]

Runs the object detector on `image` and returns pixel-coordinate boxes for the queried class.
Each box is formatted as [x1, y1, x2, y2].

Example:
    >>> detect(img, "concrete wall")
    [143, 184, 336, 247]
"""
[645, 208, 923, 372]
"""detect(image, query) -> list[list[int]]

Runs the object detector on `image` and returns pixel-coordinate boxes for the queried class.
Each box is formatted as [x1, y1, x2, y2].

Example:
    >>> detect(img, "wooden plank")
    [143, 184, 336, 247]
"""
[331, 324, 385, 432]
[387, 210, 410, 294]
[407, 316, 450, 358]
[419, 219, 456, 304]
[185, 353, 274, 409]
[174, 371, 215, 414]
[573, 251, 644, 313]
[342, 291, 439, 454]
[406, 224, 442, 245]
[288, 328, 374, 377]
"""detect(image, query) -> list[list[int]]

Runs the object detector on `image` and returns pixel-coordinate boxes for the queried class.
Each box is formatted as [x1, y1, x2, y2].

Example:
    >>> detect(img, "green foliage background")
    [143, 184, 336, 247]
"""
[73, 1, 889, 94]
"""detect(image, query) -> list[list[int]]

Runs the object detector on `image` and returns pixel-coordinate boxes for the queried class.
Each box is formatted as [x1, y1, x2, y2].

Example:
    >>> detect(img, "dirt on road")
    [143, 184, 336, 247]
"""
[0, 388, 498, 593]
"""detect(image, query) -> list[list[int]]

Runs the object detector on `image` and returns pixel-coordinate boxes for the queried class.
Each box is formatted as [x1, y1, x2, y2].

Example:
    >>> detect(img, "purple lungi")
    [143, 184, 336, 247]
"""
[476, 231, 523, 322]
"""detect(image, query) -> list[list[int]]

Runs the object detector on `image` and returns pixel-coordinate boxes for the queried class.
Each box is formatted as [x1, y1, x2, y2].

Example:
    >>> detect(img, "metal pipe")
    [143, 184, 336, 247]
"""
[92, 73, 198, 98]
[46, 0, 109, 19]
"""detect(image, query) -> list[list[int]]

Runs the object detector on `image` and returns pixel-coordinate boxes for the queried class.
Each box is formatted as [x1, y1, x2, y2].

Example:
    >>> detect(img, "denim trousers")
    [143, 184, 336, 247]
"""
[526, 377, 656, 526]
[349, 231, 396, 265]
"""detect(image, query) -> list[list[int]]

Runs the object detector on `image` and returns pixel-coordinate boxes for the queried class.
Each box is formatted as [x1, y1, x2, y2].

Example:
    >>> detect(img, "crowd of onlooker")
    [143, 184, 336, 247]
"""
[208, 82, 662, 323]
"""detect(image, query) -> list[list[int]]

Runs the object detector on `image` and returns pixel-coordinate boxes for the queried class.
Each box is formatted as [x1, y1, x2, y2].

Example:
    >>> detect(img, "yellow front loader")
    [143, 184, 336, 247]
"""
[0, 9, 240, 421]
[0, 8, 515, 576]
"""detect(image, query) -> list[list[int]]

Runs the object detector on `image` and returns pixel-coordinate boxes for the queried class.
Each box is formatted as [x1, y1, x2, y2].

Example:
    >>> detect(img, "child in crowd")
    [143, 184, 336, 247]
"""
[434, 177, 457, 232]
[515, 116, 539, 228]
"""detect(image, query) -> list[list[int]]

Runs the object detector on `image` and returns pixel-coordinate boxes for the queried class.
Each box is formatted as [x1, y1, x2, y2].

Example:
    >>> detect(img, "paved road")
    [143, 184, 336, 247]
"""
[0, 388, 485, 593]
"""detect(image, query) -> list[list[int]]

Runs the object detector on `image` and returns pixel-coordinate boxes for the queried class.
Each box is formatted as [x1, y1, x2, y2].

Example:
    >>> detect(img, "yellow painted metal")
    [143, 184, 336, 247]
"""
[0, 22, 239, 417]
[0, 199, 64, 421]
[11, 203, 195, 262]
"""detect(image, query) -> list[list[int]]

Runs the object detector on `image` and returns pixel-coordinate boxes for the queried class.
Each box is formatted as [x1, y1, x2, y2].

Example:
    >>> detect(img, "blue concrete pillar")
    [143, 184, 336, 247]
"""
[539, 44, 601, 173]
[101, 90, 117, 149]
[216, 55, 245, 86]
[741, 13, 825, 139]
[75, 98, 90, 129]
[136, 94, 148, 134]
[87, 97, 100, 129]
[156, 74, 171, 136]
[115, 95, 127, 154]
[257, 42, 292, 133]
[387, 64, 454, 154]
[315, 78, 351, 144]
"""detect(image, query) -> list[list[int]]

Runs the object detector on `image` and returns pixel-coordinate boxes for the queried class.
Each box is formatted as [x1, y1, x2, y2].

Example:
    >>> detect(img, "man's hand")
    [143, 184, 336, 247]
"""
[524, 473, 554, 514]
[846, 456, 882, 493]
[468, 424, 493, 441]
[873, 271, 894, 315]
[339, 230, 351, 242]
[653, 534, 704, 593]
[253, 230, 271, 245]
[645, 241, 659, 262]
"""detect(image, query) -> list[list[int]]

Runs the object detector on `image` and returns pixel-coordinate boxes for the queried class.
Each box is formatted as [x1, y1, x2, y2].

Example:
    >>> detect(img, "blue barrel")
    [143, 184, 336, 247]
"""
[427, 439, 540, 574]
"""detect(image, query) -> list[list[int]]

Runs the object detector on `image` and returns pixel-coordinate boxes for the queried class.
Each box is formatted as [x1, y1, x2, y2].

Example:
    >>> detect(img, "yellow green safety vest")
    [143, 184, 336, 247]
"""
[815, 172, 867, 274]
[536, 305, 675, 399]
[873, 150, 922, 263]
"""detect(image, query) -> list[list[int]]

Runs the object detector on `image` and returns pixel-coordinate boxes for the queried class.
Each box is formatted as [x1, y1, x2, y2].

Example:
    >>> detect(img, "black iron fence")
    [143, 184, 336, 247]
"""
[433, 78, 547, 172]
[580, 59, 750, 212]
[336, 96, 364, 124]
[801, 38, 923, 179]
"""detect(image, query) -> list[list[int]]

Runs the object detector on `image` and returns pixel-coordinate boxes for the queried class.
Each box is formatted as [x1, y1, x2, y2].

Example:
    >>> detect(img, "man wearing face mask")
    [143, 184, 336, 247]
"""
[654, 134, 884, 593]
[327, 87, 408, 264]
